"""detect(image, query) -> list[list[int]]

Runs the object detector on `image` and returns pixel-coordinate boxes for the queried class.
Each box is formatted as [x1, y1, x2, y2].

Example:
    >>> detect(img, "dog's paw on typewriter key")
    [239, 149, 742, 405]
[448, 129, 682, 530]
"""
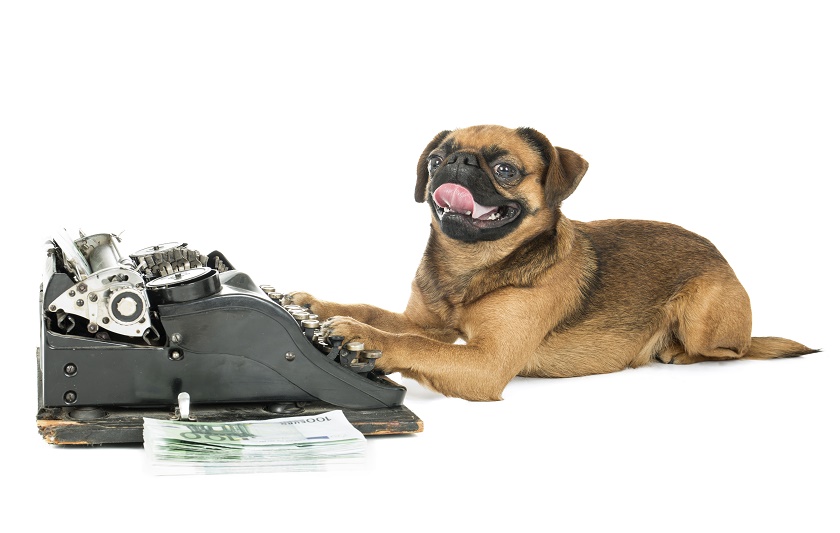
[288, 292, 358, 321]
[322, 316, 393, 371]
[287, 291, 323, 313]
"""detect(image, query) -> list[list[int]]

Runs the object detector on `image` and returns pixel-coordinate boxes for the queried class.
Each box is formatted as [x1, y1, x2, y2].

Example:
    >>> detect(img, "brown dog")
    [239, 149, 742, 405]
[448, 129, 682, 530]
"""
[291, 125, 816, 401]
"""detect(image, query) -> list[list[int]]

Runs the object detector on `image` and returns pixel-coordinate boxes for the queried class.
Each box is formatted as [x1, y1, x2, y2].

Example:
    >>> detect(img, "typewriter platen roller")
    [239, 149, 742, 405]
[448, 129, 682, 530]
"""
[37, 230, 421, 444]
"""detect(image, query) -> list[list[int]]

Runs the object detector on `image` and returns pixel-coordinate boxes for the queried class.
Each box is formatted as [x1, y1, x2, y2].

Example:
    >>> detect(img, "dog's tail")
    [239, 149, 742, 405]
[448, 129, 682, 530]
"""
[744, 336, 820, 360]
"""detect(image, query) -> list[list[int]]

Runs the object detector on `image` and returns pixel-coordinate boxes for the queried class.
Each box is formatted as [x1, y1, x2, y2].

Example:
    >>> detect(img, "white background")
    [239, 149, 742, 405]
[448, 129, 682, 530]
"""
[2, 1, 837, 531]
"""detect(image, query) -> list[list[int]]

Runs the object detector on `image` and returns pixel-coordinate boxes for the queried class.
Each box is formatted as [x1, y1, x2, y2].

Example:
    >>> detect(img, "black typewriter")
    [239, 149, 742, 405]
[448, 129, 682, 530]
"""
[37, 230, 421, 444]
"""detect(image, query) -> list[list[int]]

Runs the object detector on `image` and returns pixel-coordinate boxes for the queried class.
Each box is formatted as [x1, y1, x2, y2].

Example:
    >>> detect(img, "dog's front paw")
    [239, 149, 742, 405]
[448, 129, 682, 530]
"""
[323, 316, 397, 373]
[322, 315, 373, 344]
[286, 291, 323, 314]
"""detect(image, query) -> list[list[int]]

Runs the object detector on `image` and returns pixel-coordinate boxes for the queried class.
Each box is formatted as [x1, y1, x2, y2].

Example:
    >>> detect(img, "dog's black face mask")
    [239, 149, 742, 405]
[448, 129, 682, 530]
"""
[425, 151, 524, 242]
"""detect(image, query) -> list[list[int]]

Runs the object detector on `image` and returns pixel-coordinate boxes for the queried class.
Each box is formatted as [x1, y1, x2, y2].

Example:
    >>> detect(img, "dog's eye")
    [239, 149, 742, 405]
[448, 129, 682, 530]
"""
[428, 155, 443, 174]
[494, 163, 519, 182]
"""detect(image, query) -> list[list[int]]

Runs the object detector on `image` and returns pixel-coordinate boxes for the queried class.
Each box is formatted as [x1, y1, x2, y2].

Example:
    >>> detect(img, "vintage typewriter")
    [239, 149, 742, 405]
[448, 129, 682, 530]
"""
[37, 230, 421, 444]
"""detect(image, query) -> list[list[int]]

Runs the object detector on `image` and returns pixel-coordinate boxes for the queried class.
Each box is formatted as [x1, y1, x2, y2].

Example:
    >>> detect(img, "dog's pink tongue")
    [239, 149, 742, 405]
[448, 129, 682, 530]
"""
[432, 183, 497, 218]
[433, 183, 474, 213]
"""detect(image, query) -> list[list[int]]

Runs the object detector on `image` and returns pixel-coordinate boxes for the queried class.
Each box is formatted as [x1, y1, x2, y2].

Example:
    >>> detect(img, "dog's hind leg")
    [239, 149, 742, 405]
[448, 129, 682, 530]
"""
[655, 270, 753, 365]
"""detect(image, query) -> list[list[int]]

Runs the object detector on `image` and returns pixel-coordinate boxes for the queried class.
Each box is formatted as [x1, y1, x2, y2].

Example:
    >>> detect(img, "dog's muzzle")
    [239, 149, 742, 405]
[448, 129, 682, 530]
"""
[427, 152, 523, 242]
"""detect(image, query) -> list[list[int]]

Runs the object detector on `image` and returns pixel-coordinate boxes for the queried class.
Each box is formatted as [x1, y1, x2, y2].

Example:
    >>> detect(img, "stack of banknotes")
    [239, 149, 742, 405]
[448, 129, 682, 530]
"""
[143, 410, 366, 475]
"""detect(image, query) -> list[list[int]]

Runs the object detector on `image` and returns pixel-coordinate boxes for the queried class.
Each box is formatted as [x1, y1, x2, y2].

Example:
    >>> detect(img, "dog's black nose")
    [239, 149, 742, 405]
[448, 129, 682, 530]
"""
[447, 152, 480, 167]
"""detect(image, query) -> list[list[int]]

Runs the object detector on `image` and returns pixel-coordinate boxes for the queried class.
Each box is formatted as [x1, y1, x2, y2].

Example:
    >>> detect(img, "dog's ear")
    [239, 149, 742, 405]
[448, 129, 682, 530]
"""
[549, 146, 588, 205]
[415, 130, 452, 203]
[517, 128, 588, 207]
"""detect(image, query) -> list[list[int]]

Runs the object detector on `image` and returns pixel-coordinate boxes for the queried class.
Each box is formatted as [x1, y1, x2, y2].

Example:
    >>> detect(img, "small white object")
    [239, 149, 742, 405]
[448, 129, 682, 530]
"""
[178, 392, 191, 421]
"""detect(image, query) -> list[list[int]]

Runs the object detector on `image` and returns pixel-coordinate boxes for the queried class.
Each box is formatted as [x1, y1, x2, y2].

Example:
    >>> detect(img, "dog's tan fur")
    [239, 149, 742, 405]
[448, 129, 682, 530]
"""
[292, 125, 815, 401]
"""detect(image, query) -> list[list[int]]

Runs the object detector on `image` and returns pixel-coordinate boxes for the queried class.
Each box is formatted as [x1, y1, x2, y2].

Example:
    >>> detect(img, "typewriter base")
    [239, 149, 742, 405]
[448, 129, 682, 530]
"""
[37, 402, 423, 445]
[36, 350, 423, 445]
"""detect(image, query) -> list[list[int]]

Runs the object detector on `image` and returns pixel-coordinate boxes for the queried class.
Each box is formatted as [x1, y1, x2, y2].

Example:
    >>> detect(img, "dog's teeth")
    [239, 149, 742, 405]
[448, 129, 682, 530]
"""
[466, 211, 472, 216]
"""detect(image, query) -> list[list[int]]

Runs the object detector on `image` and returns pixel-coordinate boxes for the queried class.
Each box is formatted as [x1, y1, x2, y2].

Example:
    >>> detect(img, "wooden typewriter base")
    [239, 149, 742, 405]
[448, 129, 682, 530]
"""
[36, 402, 423, 445]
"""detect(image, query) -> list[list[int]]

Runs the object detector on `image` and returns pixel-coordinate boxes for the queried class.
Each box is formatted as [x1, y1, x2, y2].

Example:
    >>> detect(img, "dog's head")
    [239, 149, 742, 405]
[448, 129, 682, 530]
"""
[415, 125, 588, 243]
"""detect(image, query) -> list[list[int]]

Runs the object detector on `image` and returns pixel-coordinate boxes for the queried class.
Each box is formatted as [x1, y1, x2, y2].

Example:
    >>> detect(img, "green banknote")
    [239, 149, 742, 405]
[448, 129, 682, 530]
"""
[143, 410, 366, 475]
